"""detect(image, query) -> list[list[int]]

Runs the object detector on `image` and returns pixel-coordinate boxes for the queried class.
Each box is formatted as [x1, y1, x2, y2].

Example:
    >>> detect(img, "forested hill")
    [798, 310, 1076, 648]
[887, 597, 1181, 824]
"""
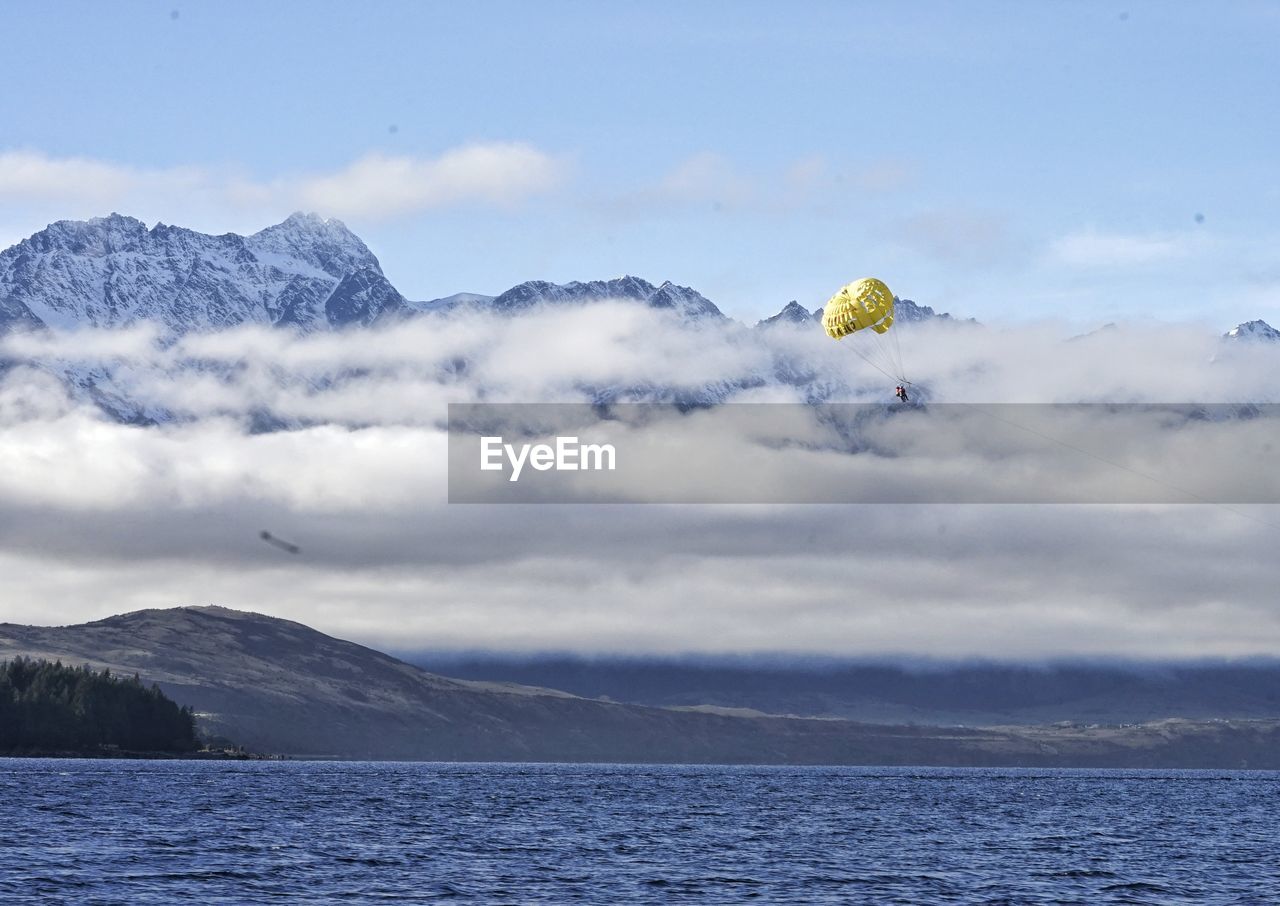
[0, 658, 199, 754]
[5, 606, 1280, 767]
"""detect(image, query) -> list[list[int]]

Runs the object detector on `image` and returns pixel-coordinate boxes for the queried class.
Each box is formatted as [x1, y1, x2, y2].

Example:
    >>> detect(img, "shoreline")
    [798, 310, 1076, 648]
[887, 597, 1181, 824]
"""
[0, 748, 281, 761]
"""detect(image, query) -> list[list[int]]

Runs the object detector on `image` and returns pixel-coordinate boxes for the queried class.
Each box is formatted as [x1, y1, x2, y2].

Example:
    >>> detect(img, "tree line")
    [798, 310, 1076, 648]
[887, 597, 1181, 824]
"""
[0, 658, 198, 753]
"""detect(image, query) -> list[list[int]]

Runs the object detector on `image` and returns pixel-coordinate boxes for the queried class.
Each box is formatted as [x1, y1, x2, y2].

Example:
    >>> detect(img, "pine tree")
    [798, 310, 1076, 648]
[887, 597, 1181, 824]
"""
[0, 658, 199, 753]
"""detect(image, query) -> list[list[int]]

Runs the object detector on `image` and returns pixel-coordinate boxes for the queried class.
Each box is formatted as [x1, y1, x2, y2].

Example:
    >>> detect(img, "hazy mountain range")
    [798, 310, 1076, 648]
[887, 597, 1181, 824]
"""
[415, 653, 1280, 727]
[3, 606, 1280, 767]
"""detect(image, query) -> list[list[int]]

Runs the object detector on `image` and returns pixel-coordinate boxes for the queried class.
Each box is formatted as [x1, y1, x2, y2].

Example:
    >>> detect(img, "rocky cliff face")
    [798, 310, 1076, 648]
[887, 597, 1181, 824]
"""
[0, 212, 409, 334]
[476, 275, 724, 321]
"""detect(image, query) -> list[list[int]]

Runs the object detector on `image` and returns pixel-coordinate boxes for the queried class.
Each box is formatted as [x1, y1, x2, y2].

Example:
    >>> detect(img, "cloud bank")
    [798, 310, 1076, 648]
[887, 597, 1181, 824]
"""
[1, 307, 1279, 658]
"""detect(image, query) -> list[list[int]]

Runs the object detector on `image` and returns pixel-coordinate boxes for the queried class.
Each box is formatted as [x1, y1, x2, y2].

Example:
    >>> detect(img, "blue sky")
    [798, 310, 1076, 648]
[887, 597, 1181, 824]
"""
[2, 0, 1277, 324]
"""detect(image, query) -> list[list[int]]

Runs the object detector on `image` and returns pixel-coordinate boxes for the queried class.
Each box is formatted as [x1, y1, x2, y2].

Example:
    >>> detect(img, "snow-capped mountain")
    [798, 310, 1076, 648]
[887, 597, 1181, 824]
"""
[0, 212, 409, 334]
[2, 214, 976, 340]
[480, 276, 724, 321]
[892, 298, 965, 324]
[757, 301, 814, 328]
[20, 212, 1272, 429]
[412, 291, 496, 313]
[1224, 320, 1280, 341]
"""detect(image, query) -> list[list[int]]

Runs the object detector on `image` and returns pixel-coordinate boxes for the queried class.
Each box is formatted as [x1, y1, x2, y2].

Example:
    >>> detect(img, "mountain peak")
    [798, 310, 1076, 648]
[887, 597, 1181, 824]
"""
[86, 212, 148, 230]
[757, 300, 815, 328]
[487, 276, 724, 320]
[24, 213, 149, 256]
[284, 211, 328, 225]
[0, 213, 386, 333]
[251, 213, 377, 274]
[1224, 319, 1280, 341]
[275, 211, 353, 234]
[894, 297, 955, 323]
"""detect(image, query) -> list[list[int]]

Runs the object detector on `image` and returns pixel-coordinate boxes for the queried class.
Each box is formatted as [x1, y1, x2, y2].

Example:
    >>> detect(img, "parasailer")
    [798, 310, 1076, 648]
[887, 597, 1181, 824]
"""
[821, 276, 909, 399]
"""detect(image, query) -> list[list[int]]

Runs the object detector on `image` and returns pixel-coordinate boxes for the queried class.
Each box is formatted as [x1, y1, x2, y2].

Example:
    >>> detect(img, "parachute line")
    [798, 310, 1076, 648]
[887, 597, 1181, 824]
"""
[821, 277, 908, 385]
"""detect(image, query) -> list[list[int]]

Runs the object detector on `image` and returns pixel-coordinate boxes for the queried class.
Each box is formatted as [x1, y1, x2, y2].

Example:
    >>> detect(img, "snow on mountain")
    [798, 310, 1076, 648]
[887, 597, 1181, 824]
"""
[1224, 320, 1280, 341]
[482, 276, 724, 321]
[412, 292, 496, 313]
[0, 213, 988, 424]
[757, 301, 815, 328]
[9, 211, 1274, 429]
[0, 212, 409, 334]
[893, 298, 963, 324]
[809, 296, 965, 327]
[248, 212, 379, 278]
[1, 211, 1150, 425]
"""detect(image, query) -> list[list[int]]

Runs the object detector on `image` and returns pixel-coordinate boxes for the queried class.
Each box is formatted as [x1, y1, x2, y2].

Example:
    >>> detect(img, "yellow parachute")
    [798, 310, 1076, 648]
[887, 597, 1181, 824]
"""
[821, 277, 907, 384]
[822, 277, 895, 338]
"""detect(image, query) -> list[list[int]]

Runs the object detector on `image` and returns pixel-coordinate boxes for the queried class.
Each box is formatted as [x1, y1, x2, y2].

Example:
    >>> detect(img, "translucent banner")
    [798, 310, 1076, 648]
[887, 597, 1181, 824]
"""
[447, 403, 1280, 504]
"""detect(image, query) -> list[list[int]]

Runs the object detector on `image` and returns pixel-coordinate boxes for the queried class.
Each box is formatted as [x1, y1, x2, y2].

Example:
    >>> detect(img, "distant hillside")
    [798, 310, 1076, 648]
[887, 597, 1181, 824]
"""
[3, 606, 1280, 767]
[411, 655, 1280, 726]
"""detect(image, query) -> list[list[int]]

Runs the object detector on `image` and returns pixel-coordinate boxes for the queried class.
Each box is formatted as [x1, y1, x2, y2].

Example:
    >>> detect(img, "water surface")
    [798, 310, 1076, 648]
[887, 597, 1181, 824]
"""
[1, 760, 1276, 904]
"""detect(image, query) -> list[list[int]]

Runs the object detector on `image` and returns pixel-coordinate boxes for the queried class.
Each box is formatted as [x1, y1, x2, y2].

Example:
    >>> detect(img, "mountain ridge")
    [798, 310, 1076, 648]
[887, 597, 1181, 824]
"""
[413, 652, 1280, 727]
[3, 213, 1272, 339]
[0, 213, 962, 334]
[0, 213, 975, 423]
[3, 605, 1280, 767]
[0, 212, 409, 334]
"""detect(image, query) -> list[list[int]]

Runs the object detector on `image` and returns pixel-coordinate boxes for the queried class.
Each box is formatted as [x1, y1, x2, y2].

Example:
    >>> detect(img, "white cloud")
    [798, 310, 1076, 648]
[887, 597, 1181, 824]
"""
[0, 323, 163, 361]
[295, 145, 566, 219]
[1048, 230, 1196, 268]
[1, 309, 1279, 657]
[0, 150, 151, 203]
[0, 144, 567, 226]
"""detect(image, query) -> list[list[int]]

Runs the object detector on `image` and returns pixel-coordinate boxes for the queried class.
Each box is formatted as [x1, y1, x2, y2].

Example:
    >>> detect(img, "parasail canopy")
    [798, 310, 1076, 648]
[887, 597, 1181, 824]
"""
[821, 276, 908, 383]
[821, 277, 895, 339]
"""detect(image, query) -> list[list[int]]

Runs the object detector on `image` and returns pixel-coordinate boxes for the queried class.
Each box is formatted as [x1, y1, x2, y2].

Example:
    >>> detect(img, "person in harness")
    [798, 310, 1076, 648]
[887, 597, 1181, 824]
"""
[895, 385, 909, 403]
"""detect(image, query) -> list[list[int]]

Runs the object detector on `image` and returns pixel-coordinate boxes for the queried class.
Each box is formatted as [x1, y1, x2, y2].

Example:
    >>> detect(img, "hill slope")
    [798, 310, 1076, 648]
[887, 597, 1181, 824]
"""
[3, 606, 1280, 767]
[413, 655, 1280, 726]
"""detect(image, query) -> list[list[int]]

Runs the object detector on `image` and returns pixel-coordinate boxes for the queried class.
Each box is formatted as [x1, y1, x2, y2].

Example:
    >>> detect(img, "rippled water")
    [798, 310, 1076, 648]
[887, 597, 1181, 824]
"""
[1, 760, 1277, 904]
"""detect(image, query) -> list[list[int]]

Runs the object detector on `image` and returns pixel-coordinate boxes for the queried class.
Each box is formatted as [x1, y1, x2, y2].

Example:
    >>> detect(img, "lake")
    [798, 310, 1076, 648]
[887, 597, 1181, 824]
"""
[1, 759, 1276, 904]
